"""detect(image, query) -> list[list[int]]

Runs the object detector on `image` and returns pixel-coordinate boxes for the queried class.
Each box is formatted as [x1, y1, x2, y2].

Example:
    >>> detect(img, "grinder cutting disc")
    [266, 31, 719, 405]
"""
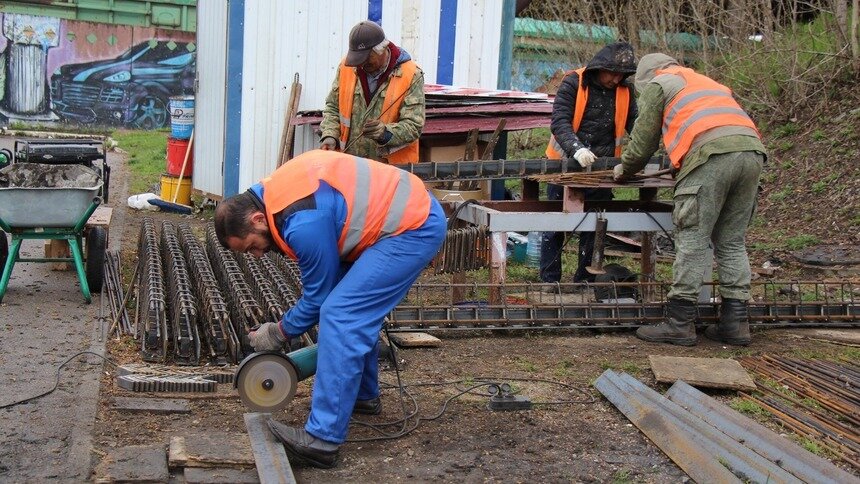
[235, 352, 298, 412]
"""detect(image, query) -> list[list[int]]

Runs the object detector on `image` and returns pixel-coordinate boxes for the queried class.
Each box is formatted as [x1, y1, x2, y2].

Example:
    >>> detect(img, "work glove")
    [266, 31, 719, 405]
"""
[248, 322, 288, 352]
[613, 164, 631, 183]
[320, 137, 338, 151]
[573, 147, 596, 168]
[362, 119, 387, 142]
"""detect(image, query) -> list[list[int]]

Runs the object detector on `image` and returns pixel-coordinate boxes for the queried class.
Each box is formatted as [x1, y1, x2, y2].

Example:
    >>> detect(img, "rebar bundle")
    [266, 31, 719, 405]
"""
[237, 252, 284, 324]
[268, 252, 303, 294]
[104, 250, 132, 336]
[434, 225, 490, 274]
[738, 355, 860, 469]
[258, 253, 299, 310]
[204, 224, 265, 355]
[177, 223, 239, 365]
[136, 217, 167, 362]
[160, 221, 200, 365]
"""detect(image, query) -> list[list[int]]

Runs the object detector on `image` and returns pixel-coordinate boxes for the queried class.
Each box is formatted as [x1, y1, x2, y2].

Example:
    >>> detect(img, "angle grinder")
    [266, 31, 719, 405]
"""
[234, 344, 318, 412]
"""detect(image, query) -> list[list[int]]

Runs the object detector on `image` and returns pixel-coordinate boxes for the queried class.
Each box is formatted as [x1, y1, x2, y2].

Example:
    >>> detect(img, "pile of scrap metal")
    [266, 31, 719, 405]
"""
[594, 370, 858, 482]
[134, 218, 303, 365]
[739, 355, 860, 469]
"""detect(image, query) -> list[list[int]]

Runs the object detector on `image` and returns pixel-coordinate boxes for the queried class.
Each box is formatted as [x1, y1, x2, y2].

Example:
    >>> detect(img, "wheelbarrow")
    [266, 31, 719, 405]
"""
[0, 163, 106, 304]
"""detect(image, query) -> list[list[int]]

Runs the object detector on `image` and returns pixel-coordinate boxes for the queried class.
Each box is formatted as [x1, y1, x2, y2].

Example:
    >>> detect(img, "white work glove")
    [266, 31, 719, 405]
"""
[248, 322, 288, 352]
[573, 147, 596, 168]
[613, 164, 631, 183]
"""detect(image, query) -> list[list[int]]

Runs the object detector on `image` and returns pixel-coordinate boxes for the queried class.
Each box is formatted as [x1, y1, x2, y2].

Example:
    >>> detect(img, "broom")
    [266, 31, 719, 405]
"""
[149, 130, 194, 214]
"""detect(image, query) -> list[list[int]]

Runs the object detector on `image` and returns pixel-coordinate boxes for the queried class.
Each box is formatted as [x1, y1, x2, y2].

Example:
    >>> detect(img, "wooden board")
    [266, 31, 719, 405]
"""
[87, 206, 113, 227]
[112, 396, 191, 414]
[244, 413, 296, 484]
[792, 328, 860, 345]
[184, 467, 260, 484]
[388, 332, 442, 348]
[649, 355, 756, 391]
[169, 433, 255, 468]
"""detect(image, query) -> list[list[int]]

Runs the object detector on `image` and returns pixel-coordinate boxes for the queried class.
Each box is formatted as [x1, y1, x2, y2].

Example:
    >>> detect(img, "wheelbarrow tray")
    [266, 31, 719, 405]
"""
[0, 163, 102, 228]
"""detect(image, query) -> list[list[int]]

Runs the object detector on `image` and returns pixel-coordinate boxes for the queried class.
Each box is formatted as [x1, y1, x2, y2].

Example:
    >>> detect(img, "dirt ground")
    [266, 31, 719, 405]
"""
[91, 196, 859, 481]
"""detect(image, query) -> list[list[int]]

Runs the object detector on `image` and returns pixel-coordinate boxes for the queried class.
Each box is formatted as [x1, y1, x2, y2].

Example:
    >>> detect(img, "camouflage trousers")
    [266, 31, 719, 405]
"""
[667, 151, 764, 302]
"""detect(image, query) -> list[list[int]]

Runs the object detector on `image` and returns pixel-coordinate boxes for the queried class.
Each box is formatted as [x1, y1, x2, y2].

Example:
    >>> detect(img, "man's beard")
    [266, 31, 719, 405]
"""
[255, 226, 275, 253]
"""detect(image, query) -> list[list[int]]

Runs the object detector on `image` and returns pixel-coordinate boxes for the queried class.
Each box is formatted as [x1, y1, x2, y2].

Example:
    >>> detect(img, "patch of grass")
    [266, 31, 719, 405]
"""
[514, 357, 539, 372]
[810, 129, 827, 141]
[554, 360, 576, 377]
[112, 129, 170, 194]
[800, 397, 822, 410]
[772, 122, 799, 138]
[841, 347, 860, 361]
[769, 186, 793, 201]
[800, 438, 823, 455]
[810, 180, 827, 193]
[784, 234, 819, 251]
[612, 469, 632, 484]
[776, 140, 794, 152]
[600, 361, 643, 375]
[729, 398, 767, 417]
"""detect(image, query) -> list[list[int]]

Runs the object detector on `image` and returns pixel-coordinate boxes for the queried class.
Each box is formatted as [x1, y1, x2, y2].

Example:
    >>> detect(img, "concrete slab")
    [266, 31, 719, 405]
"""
[649, 355, 756, 391]
[169, 433, 255, 468]
[112, 396, 191, 414]
[93, 444, 168, 483]
[389, 332, 442, 347]
[184, 467, 259, 484]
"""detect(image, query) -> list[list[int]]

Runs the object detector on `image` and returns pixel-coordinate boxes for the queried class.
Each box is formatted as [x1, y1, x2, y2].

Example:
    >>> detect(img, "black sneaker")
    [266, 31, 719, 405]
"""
[353, 397, 382, 415]
[267, 420, 339, 469]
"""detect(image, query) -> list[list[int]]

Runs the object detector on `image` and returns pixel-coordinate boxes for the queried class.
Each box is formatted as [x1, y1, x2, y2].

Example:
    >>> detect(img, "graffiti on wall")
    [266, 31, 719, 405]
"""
[0, 13, 195, 129]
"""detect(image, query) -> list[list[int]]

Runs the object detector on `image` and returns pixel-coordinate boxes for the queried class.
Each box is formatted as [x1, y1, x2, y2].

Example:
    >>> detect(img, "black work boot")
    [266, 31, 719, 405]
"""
[705, 298, 751, 346]
[267, 420, 339, 469]
[353, 396, 382, 415]
[635, 298, 697, 346]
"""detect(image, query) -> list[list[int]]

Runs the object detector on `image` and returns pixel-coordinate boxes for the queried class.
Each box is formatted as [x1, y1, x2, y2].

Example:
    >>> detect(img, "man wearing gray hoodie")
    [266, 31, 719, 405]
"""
[614, 53, 767, 347]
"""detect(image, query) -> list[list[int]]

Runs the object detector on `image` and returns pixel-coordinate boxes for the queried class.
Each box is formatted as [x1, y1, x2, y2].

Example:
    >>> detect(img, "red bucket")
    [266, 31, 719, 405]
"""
[166, 137, 193, 177]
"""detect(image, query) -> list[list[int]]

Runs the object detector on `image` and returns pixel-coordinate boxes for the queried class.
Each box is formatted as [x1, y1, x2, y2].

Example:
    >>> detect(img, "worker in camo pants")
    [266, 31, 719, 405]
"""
[614, 53, 767, 347]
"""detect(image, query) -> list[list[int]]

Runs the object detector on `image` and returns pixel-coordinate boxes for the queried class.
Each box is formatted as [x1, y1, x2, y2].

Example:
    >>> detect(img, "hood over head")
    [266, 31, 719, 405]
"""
[634, 53, 679, 91]
[584, 42, 637, 78]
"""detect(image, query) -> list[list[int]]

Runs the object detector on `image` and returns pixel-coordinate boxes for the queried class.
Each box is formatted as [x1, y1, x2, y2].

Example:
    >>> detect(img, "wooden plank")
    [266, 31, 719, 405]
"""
[791, 328, 860, 345]
[45, 239, 71, 271]
[184, 467, 260, 484]
[87, 206, 113, 227]
[168, 433, 255, 468]
[112, 396, 191, 414]
[649, 356, 756, 391]
[244, 412, 296, 484]
[94, 444, 168, 483]
[388, 332, 442, 348]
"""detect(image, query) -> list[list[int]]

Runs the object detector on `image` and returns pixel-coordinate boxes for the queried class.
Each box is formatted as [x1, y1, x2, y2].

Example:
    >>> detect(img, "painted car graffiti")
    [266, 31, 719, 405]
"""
[50, 40, 195, 128]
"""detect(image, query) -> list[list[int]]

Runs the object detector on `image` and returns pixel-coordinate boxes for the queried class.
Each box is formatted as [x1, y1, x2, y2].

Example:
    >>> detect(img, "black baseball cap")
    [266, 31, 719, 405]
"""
[345, 21, 386, 67]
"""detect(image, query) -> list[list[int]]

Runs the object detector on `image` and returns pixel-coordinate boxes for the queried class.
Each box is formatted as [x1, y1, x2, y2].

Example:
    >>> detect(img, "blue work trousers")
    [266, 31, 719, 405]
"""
[305, 197, 446, 443]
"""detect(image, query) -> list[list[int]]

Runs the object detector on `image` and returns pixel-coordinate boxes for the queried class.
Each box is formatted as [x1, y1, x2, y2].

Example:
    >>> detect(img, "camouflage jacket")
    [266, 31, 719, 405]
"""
[320, 46, 425, 162]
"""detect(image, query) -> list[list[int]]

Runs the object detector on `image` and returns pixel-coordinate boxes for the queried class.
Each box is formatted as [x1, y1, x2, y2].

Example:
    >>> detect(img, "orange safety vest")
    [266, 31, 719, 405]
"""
[545, 67, 630, 159]
[261, 150, 430, 261]
[657, 66, 760, 168]
[338, 58, 419, 165]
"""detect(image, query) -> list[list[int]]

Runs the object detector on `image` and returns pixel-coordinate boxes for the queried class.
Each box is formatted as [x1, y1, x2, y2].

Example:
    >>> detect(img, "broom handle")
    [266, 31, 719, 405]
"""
[172, 129, 194, 204]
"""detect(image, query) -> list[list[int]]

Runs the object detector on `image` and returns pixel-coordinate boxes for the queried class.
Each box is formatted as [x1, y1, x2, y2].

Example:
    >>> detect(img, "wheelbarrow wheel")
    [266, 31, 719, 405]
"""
[0, 230, 7, 266]
[86, 227, 106, 293]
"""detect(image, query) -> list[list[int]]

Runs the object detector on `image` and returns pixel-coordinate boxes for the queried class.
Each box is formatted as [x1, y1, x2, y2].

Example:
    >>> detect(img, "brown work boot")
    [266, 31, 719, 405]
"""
[635, 298, 697, 346]
[705, 298, 751, 346]
[267, 420, 339, 469]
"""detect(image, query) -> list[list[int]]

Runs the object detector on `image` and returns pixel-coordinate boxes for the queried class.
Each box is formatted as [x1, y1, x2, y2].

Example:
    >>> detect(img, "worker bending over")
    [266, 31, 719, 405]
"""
[614, 53, 766, 347]
[214, 150, 446, 467]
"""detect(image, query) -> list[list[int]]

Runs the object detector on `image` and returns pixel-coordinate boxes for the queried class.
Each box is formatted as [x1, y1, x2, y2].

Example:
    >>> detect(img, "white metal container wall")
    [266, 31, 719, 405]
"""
[195, 0, 503, 196]
[192, 0, 228, 198]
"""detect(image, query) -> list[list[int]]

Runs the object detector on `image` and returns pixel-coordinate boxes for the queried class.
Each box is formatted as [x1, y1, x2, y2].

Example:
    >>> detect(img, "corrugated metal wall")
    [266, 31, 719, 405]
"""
[195, 0, 503, 197]
[193, 0, 227, 197]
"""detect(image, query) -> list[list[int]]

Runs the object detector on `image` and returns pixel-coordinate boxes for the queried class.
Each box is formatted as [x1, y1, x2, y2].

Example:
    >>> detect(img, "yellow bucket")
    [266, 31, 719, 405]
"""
[160, 174, 192, 206]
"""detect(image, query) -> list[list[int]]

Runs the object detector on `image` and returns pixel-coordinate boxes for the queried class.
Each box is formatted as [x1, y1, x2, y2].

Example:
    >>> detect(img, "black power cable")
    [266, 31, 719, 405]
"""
[0, 351, 116, 410]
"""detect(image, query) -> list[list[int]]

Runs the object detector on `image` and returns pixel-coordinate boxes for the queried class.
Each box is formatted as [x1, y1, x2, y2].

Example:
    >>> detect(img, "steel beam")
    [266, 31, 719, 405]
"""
[455, 203, 673, 232]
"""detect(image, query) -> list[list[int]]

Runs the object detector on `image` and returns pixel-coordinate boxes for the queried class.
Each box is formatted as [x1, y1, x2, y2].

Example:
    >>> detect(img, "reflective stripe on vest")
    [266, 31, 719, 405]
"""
[545, 67, 630, 159]
[657, 66, 760, 168]
[338, 57, 420, 165]
[261, 150, 431, 261]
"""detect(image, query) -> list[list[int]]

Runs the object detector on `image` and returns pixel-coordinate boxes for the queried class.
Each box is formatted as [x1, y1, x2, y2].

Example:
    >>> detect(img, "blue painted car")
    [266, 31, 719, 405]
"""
[50, 40, 195, 129]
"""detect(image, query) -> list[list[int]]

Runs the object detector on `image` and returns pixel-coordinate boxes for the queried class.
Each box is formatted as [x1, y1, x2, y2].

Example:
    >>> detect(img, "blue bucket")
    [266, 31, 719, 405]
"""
[169, 96, 194, 139]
